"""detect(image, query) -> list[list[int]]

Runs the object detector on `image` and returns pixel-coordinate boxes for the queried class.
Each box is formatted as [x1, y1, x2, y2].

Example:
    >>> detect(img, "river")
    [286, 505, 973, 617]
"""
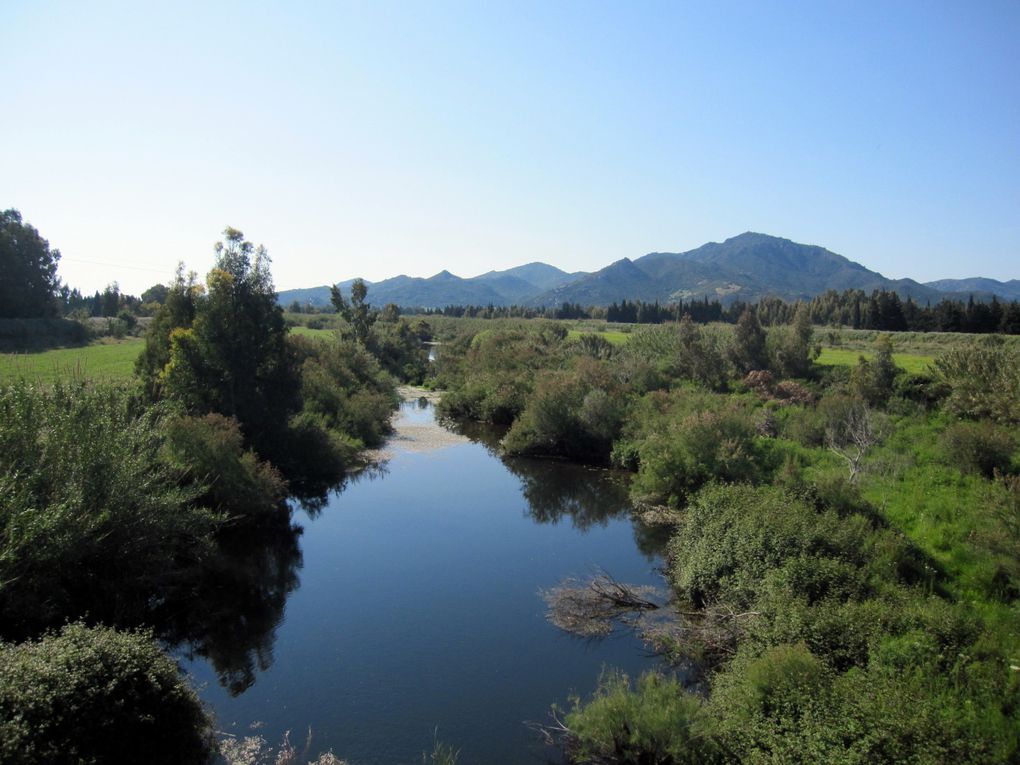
[184, 393, 666, 764]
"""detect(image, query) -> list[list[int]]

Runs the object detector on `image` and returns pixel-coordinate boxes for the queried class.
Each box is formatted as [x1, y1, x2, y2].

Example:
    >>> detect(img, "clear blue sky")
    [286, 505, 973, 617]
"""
[3, 0, 1018, 295]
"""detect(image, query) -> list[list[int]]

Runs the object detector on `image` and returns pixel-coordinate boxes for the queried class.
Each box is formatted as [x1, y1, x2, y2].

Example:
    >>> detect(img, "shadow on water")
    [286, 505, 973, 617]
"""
[156, 452, 394, 695]
[155, 513, 305, 696]
[446, 413, 671, 560]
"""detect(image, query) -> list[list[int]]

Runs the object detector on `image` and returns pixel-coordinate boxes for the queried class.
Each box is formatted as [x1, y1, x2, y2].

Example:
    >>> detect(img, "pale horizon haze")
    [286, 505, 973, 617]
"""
[2, 1, 1019, 296]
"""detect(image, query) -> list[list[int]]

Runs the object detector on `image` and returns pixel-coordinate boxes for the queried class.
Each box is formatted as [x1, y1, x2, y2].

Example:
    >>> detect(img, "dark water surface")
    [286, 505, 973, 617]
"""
[185, 400, 665, 763]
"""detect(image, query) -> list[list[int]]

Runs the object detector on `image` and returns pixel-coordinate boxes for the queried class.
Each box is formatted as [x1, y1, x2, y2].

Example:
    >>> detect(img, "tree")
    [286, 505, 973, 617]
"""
[730, 307, 768, 374]
[825, 400, 880, 484]
[136, 265, 201, 399]
[770, 303, 815, 378]
[0, 209, 62, 318]
[331, 278, 376, 343]
[140, 283, 170, 305]
[145, 229, 300, 458]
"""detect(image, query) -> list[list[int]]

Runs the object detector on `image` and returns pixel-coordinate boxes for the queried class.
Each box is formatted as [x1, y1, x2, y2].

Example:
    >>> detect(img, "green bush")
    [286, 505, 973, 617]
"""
[849, 334, 898, 406]
[162, 413, 287, 523]
[436, 328, 564, 425]
[502, 358, 626, 462]
[0, 624, 213, 765]
[562, 671, 719, 764]
[708, 637, 1018, 764]
[630, 404, 769, 507]
[667, 484, 873, 609]
[293, 335, 397, 448]
[0, 382, 220, 635]
[934, 347, 1020, 424]
[939, 420, 1016, 478]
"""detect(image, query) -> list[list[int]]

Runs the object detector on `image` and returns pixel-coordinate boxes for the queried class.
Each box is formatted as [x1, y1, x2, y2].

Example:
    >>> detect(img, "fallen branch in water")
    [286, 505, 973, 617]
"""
[640, 600, 760, 660]
[541, 571, 663, 638]
[541, 572, 758, 660]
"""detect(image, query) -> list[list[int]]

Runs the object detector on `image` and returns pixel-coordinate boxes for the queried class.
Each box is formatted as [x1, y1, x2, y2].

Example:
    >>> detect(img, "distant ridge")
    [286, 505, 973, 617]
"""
[277, 233, 1011, 309]
[925, 277, 1020, 301]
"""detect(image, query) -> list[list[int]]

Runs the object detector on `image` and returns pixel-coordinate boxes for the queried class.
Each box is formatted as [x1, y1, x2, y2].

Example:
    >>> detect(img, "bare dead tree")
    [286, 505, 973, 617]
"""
[825, 402, 880, 484]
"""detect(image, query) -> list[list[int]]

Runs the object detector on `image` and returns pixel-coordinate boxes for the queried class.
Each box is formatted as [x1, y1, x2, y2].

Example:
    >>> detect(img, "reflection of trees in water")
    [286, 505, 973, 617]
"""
[440, 408, 671, 559]
[290, 477, 349, 517]
[505, 457, 631, 531]
[156, 513, 304, 696]
[631, 519, 674, 561]
[441, 415, 505, 454]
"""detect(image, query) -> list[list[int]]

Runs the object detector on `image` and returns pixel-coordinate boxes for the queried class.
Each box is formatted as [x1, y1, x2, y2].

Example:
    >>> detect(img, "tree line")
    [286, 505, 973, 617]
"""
[391, 290, 1020, 335]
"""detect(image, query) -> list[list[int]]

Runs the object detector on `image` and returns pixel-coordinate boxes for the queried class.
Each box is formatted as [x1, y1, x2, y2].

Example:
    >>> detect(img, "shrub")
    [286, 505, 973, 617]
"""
[850, 334, 898, 406]
[293, 335, 397, 448]
[667, 484, 873, 609]
[630, 405, 768, 507]
[435, 328, 562, 425]
[934, 347, 1020, 424]
[939, 420, 1016, 478]
[562, 671, 720, 764]
[162, 413, 287, 523]
[893, 371, 947, 407]
[0, 624, 213, 765]
[0, 382, 220, 635]
[502, 359, 625, 462]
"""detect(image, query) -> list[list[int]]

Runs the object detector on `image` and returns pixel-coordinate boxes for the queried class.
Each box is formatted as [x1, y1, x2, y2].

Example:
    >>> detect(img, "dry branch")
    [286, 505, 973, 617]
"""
[541, 572, 662, 638]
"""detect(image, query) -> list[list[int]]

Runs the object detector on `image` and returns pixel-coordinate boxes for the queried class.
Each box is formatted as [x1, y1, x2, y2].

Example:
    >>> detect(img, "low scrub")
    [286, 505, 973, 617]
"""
[939, 420, 1016, 478]
[0, 623, 213, 765]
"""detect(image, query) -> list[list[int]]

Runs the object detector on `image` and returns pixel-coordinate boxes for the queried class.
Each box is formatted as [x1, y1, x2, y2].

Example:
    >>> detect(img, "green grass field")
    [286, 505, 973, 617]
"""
[0, 328, 340, 384]
[0, 338, 145, 384]
[566, 329, 631, 346]
[814, 347, 934, 373]
[289, 326, 335, 339]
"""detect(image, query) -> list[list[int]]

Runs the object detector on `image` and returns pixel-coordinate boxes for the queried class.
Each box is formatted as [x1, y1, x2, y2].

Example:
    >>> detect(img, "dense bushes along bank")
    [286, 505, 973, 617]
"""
[434, 315, 1020, 762]
[0, 230, 425, 762]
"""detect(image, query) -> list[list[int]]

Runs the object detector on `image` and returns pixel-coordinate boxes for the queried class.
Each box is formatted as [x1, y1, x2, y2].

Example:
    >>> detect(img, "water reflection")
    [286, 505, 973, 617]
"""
[505, 458, 631, 530]
[447, 416, 670, 560]
[176, 403, 666, 702]
[157, 515, 304, 695]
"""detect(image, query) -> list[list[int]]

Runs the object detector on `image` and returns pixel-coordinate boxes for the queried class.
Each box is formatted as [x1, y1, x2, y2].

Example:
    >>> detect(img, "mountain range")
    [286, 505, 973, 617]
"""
[277, 233, 1016, 309]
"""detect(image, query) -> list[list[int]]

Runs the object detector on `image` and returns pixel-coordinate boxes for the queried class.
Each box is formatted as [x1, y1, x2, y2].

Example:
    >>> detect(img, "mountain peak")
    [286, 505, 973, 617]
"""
[430, 269, 459, 280]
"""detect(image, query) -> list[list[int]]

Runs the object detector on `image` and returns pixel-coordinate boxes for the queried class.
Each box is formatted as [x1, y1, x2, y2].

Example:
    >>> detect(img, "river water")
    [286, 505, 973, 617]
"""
[185, 395, 666, 764]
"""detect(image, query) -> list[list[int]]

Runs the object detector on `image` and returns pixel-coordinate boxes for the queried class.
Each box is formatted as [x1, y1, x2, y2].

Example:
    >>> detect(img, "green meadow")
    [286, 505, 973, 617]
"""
[815, 346, 935, 373]
[0, 338, 145, 384]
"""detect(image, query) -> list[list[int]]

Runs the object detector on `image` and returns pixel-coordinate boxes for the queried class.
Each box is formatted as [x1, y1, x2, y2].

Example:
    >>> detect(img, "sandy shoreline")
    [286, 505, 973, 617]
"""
[363, 386, 471, 462]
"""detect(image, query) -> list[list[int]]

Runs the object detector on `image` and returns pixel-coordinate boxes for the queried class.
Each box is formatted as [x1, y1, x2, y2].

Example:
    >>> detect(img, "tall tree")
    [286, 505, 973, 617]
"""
[146, 229, 299, 456]
[730, 307, 768, 374]
[0, 209, 62, 318]
[331, 278, 376, 344]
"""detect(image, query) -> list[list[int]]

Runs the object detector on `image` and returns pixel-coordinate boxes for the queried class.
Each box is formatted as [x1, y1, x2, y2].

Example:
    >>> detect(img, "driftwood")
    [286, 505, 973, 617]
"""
[542, 572, 758, 660]
[641, 600, 759, 660]
[541, 572, 662, 637]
